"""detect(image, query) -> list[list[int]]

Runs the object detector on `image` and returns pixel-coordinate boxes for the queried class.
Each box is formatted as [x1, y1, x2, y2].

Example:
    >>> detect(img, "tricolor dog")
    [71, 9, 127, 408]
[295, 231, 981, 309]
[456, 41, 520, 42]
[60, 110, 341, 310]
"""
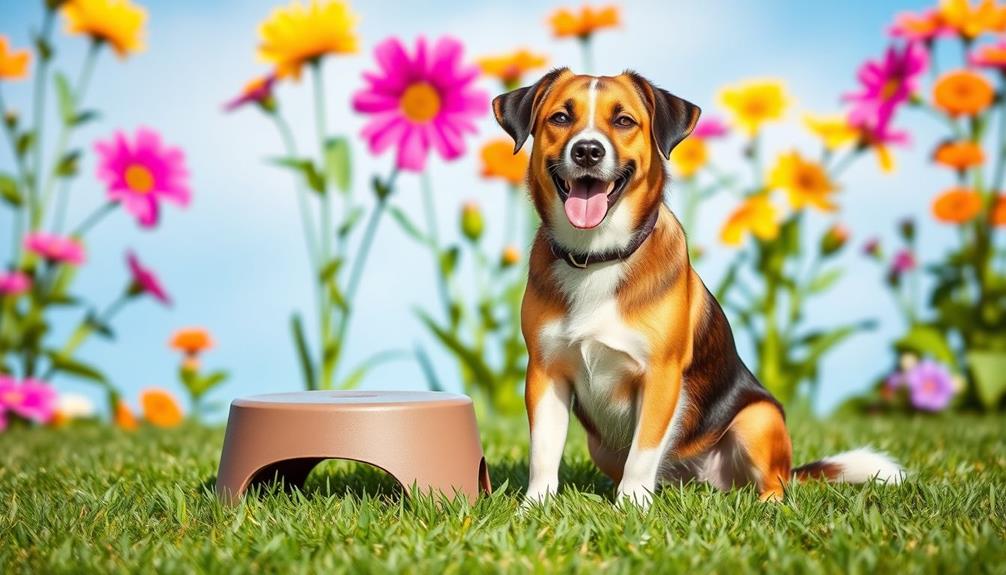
[492, 69, 903, 506]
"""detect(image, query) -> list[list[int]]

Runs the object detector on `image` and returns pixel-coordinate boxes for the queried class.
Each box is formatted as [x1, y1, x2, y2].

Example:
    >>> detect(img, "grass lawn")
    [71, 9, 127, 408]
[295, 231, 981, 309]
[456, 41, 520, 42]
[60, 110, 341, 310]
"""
[1, 412, 1004, 573]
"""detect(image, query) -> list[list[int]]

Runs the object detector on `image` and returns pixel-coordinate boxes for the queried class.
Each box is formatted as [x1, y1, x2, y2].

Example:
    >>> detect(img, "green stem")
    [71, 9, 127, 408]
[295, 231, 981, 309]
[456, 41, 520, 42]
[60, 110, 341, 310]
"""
[421, 172, 453, 323]
[578, 37, 594, 74]
[71, 201, 116, 237]
[990, 77, 1006, 194]
[29, 8, 55, 230]
[310, 61, 335, 389]
[828, 148, 860, 179]
[345, 170, 396, 303]
[0, 87, 30, 266]
[271, 112, 320, 268]
[44, 292, 130, 379]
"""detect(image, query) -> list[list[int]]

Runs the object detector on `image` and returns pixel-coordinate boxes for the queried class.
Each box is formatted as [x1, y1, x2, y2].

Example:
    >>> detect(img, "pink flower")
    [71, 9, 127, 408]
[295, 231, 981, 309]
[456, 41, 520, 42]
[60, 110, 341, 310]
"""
[224, 73, 277, 112]
[904, 360, 956, 412]
[352, 36, 489, 172]
[888, 10, 953, 42]
[24, 232, 85, 265]
[692, 117, 729, 139]
[95, 128, 191, 229]
[845, 42, 928, 132]
[0, 376, 58, 425]
[862, 237, 882, 258]
[970, 41, 1006, 70]
[126, 251, 171, 305]
[891, 249, 916, 274]
[0, 271, 31, 296]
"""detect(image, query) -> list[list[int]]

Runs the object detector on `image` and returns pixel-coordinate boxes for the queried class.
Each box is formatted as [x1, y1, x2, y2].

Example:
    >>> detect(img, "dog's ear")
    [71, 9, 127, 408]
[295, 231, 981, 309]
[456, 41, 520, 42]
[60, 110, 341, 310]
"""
[493, 67, 568, 153]
[626, 72, 701, 160]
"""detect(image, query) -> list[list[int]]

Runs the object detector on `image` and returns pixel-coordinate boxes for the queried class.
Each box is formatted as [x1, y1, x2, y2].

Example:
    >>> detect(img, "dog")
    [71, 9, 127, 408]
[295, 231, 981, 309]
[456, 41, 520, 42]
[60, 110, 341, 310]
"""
[492, 69, 903, 507]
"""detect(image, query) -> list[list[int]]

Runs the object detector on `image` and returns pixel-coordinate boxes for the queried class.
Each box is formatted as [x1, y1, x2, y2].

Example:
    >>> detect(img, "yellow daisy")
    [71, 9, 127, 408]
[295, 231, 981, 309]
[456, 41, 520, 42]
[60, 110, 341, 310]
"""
[669, 137, 708, 178]
[718, 79, 788, 137]
[803, 113, 859, 151]
[939, 0, 1006, 39]
[767, 151, 838, 212]
[720, 195, 779, 246]
[61, 0, 146, 58]
[258, 0, 359, 80]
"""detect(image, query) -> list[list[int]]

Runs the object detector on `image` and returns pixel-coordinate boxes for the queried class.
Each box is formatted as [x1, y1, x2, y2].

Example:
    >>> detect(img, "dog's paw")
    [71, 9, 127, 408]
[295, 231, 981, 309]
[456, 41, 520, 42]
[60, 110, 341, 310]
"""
[616, 483, 654, 510]
[522, 482, 558, 509]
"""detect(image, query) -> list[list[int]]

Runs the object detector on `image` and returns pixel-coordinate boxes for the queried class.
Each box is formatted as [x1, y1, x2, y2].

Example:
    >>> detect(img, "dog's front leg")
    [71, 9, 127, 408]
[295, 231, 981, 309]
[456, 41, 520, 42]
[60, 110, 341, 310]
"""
[617, 362, 683, 508]
[524, 362, 571, 505]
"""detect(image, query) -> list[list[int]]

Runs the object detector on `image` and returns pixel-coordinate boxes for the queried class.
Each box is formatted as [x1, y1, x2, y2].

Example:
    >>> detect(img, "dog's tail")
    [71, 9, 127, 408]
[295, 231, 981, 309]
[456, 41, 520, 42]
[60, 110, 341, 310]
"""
[792, 447, 905, 485]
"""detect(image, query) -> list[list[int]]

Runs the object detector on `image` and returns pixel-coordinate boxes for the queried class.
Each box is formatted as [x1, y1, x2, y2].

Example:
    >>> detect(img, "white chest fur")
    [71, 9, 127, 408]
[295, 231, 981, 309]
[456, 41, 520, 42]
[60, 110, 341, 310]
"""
[538, 260, 650, 449]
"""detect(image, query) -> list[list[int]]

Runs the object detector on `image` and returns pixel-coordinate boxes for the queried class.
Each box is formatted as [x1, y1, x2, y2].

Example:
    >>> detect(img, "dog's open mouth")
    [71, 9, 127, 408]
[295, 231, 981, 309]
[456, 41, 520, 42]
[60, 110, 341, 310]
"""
[551, 165, 633, 229]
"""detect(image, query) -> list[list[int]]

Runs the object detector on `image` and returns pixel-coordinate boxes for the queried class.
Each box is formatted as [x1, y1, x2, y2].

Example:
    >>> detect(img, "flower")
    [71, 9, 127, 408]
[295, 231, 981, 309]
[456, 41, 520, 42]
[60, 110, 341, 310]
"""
[126, 251, 170, 305]
[95, 128, 191, 228]
[24, 232, 85, 265]
[891, 249, 917, 274]
[500, 245, 521, 268]
[904, 359, 956, 411]
[670, 137, 708, 178]
[970, 41, 1006, 69]
[477, 49, 547, 90]
[140, 388, 183, 427]
[820, 223, 849, 256]
[933, 70, 994, 117]
[889, 9, 952, 41]
[992, 195, 1006, 226]
[0, 36, 30, 81]
[0, 271, 31, 296]
[258, 0, 359, 80]
[863, 237, 882, 258]
[718, 79, 788, 136]
[549, 4, 619, 39]
[932, 186, 983, 223]
[480, 139, 529, 185]
[170, 327, 213, 356]
[692, 117, 729, 139]
[858, 121, 911, 173]
[460, 201, 484, 242]
[61, 0, 146, 58]
[804, 114, 859, 150]
[114, 399, 138, 431]
[51, 392, 96, 426]
[939, 0, 1006, 39]
[0, 377, 58, 425]
[224, 73, 277, 112]
[720, 195, 779, 246]
[767, 151, 838, 212]
[845, 42, 928, 130]
[932, 139, 985, 170]
[352, 36, 489, 172]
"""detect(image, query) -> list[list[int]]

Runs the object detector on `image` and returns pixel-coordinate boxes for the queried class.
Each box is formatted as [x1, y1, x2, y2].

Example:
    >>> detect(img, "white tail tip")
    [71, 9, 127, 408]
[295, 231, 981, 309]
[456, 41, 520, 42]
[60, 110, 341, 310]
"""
[823, 447, 906, 485]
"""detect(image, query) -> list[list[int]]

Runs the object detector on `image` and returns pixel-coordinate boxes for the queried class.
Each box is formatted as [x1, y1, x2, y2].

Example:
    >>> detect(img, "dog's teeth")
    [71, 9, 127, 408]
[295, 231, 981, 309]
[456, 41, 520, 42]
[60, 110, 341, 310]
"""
[566, 179, 573, 190]
[606, 181, 615, 194]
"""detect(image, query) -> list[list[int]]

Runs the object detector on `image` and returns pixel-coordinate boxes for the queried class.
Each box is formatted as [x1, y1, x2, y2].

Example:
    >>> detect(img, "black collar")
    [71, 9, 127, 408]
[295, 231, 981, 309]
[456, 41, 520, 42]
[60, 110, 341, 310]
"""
[548, 208, 660, 269]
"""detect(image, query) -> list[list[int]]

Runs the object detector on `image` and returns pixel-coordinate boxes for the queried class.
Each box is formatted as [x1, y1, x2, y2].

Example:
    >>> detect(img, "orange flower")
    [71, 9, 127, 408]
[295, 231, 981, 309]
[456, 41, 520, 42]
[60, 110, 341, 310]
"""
[932, 140, 985, 170]
[480, 139, 529, 185]
[932, 187, 983, 223]
[549, 4, 619, 39]
[0, 36, 30, 81]
[500, 245, 521, 267]
[933, 70, 994, 116]
[141, 388, 183, 428]
[991, 195, 1006, 226]
[939, 0, 1006, 39]
[477, 49, 547, 90]
[170, 327, 213, 356]
[114, 400, 138, 431]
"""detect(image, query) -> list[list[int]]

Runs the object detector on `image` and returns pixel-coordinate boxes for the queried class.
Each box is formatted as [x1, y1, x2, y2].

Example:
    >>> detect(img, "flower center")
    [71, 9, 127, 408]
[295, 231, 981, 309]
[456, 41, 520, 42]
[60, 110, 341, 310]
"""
[124, 164, 155, 194]
[400, 82, 441, 123]
[881, 78, 901, 101]
[1, 390, 24, 405]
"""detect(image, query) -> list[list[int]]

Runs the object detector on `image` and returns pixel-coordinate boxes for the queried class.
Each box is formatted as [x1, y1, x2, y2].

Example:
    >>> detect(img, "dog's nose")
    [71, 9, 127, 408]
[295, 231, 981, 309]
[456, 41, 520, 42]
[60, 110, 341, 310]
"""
[571, 139, 605, 168]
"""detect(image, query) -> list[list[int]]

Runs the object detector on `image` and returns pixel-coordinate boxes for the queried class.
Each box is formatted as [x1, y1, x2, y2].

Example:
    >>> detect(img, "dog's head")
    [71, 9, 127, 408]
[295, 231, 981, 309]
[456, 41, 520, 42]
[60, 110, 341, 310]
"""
[493, 69, 699, 253]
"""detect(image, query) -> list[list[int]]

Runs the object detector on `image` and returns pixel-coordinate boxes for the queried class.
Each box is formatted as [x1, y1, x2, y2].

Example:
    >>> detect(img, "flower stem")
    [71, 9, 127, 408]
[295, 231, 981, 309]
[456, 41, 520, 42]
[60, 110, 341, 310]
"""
[421, 172, 453, 322]
[29, 8, 55, 230]
[0, 87, 31, 266]
[989, 78, 1006, 194]
[43, 292, 131, 380]
[271, 112, 320, 268]
[504, 183, 518, 245]
[310, 60, 336, 389]
[579, 37, 594, 74]
[345, 169, 396, 303]
[71, 201, 116, 237]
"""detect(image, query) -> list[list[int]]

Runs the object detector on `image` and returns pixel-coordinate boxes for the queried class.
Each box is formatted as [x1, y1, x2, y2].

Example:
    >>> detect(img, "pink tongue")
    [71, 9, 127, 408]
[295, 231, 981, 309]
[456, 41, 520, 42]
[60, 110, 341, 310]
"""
[564, 180, 609, 229]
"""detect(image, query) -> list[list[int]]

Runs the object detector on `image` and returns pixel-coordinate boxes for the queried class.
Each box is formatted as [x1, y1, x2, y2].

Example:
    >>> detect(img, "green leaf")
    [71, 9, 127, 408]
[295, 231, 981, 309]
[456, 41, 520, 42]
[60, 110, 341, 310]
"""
[416, 309, 495, 388]
[72, 110, 100, 127]
[335, 350, 407, 390]
[337, 206, 364, 239]
[16, 131, 34, 159]
[328, 282, 348, 312]
[966, 351, 1006, 410]
[323, 137, 352, 194]
[290, 314, 317, 391]
[807, 268, 842, 294]
[271, 157, 325, 196]
[414, 345, 443, 392]
[389, 206, 432, 246]
[440, 246, 460, 278]
[54, 72, 75, 124]
[895, 324, 956, 368]
[33, 34, 53, 61]
[794, 320, 876, 381]
[84, 310, 115, 340]
[55, 150, 81, 177]
[46, 352, 110, 387]
[0, 173, 21, 207]
[714, 251, 747, 301]
[318, 257, 343, 283]
[189, 370, 229, 398]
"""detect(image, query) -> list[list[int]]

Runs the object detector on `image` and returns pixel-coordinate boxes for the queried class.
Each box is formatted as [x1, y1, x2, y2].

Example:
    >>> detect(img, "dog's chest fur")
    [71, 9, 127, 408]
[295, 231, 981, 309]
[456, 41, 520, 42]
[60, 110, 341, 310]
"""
[538, 260, 650, 449]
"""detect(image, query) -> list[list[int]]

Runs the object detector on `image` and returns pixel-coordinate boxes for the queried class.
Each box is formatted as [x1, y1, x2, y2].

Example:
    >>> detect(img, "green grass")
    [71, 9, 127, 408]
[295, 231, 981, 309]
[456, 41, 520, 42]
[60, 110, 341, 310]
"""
[1, 414, 1004, 574]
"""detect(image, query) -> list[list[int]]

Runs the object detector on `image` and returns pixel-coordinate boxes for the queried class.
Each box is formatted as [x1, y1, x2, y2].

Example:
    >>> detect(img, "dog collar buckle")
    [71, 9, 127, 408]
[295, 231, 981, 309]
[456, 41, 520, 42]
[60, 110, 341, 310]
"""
[566, 252, 589, 268]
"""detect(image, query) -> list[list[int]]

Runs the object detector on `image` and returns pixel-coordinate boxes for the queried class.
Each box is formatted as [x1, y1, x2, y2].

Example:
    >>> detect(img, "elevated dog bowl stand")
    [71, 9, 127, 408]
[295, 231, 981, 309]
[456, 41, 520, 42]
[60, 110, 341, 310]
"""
[215, 391, 491, 504]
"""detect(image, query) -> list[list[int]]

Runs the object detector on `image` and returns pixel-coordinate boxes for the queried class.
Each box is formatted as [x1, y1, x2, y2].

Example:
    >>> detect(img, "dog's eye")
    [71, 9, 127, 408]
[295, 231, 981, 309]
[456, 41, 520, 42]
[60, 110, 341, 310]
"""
[549, 112, 571, 125]
[614, 115, 636, 128]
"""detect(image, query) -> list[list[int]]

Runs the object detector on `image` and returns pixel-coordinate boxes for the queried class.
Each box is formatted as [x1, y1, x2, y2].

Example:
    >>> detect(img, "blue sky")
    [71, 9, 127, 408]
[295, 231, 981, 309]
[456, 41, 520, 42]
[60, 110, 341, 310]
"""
[1, 0, 948, 417]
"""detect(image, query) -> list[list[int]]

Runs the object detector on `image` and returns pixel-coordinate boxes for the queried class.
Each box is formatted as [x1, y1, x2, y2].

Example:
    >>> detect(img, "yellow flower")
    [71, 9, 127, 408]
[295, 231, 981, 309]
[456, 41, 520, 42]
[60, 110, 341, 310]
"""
[939, 0, 1006, 39]
[0, 36, 30, 81]
[767, 151, 838, 212]
[477, 49, 548, 90]
[720, 195, 779, 246]
[549, 4, 620, 39]
[803, 114, 859, 151]
[718, 79, 788, 137]
[61, 0, 146, 58]
[480, 139, 529, 185]
[669, 137, 708, 178]
[258, 0, 359, 80]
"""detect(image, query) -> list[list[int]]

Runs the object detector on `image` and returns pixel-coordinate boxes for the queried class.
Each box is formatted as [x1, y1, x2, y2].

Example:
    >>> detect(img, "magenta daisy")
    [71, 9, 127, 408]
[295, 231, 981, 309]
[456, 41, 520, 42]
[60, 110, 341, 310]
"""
[845, 42, 928, 131]
[0, 271, 31, 296]
[692, 117, 729, 139]
[95, 128, 191, 229]
[126, 251, 171, 305]
[352, 36, 489, 172]
[24, 232, 85, 265]
[904, 359, 956, 412]
[0, 377, 58, 426]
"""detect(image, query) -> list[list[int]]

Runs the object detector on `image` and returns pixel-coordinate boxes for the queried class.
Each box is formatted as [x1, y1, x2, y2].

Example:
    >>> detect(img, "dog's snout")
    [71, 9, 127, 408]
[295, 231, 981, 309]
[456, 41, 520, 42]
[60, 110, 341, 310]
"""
[571, 139, 605, 168]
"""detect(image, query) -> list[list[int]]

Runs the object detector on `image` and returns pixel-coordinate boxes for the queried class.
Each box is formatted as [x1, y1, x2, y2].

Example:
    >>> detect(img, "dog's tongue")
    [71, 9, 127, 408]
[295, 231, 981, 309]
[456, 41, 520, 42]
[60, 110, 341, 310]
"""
[564, 179, 609, 229]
